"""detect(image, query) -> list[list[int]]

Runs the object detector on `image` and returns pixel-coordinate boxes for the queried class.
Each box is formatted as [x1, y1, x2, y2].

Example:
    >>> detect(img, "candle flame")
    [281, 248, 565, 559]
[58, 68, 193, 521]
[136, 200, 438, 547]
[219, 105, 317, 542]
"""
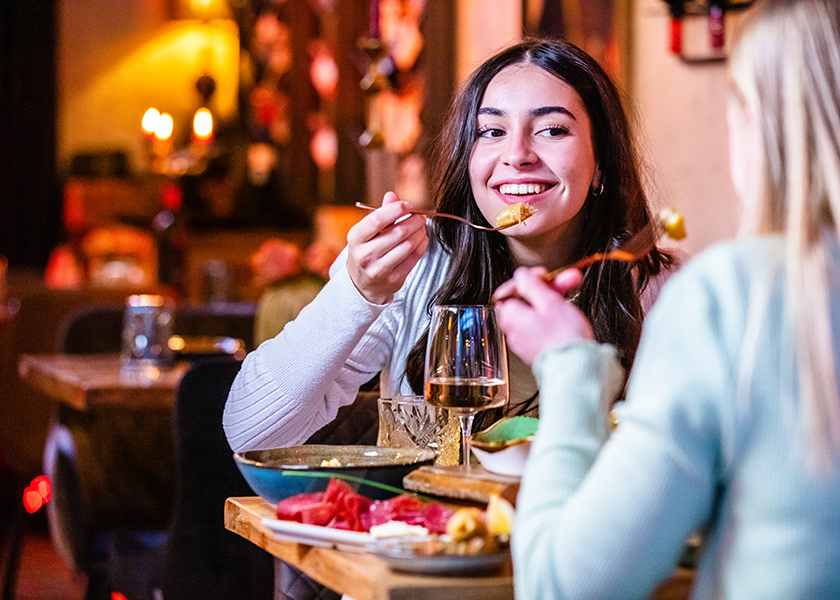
[193, 108, 213, 141]
[154, 113, 174, 141]
[141, 108, 160, 135]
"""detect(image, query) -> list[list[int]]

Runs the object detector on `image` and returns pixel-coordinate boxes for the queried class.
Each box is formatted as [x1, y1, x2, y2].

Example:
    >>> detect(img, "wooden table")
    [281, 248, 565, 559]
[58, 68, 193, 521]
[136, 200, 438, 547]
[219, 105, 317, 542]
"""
[17, 353, 189, 410]
[225, 496, 515, 600]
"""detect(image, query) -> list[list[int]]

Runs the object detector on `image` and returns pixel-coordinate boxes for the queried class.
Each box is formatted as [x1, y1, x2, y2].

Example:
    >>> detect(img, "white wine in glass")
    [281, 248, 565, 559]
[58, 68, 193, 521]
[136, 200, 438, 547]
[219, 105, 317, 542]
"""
[424, 305, 509, 469]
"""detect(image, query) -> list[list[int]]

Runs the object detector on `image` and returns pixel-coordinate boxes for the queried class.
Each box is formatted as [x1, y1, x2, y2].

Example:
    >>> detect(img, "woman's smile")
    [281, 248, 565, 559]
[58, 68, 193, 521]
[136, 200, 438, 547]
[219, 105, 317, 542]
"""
[496, 181, 555, 198]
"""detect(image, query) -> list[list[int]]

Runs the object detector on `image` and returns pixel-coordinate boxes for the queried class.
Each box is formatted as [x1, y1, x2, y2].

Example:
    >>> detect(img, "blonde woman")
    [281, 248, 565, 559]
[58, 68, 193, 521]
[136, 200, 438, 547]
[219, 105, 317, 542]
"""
[495, 0, 840, 597]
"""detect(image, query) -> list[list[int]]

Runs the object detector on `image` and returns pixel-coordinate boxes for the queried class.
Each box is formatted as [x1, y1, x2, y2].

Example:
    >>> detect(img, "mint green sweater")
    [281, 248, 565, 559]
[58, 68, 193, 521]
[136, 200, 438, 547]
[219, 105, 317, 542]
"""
[514, 236, 840, 599]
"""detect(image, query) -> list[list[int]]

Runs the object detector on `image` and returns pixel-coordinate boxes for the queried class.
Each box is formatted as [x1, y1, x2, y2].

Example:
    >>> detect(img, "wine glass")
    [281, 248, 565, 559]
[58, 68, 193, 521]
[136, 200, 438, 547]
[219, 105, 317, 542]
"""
[424, 305, 509, 469]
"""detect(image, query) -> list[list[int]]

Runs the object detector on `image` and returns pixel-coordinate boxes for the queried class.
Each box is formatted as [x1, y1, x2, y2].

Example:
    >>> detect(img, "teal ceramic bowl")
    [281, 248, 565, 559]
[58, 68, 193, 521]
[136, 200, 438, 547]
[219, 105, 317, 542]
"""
[233, 444, 436, 504]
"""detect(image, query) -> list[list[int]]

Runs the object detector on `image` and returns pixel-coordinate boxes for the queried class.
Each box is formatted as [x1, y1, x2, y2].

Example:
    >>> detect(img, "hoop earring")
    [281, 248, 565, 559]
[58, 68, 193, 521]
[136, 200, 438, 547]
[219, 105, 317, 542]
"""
[591, 180, 604, 197]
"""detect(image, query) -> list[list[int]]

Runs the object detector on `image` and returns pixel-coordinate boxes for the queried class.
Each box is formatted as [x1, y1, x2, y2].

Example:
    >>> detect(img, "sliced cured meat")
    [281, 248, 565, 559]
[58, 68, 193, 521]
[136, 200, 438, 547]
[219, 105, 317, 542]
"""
[275, 478, 457, 535]
[276, 492, 336, 526]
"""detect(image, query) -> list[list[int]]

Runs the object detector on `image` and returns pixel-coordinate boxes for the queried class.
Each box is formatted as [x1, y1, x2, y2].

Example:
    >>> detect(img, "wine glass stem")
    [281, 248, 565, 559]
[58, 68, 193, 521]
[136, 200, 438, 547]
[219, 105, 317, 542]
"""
[458, 412, 475, 470]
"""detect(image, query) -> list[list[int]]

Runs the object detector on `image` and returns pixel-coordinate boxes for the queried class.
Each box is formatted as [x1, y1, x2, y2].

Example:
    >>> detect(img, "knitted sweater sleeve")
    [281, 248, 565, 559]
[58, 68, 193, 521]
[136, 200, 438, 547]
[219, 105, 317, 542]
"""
[223, 265, 392, 451]
[513, 251, 736, 599]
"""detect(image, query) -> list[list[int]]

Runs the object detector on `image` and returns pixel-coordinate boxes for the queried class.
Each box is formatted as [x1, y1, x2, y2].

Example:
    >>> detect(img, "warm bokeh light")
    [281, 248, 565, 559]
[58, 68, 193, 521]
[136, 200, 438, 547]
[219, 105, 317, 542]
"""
[191, 0, 214, 14]
[310, 42, 339, 100]
[59, 16, 239, 172]
[154, 113, 174, 141]
[184, 0, 231, 19]
[310, 126, 338, 171]
[193, 107, 214, 140]
[141, 108, 160, 136]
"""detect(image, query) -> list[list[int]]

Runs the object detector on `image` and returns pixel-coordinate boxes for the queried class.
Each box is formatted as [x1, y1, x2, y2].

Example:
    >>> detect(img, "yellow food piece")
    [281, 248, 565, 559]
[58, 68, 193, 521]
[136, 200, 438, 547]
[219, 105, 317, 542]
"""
[486, 494, 516, 536]
[495, 203, 536, 228]
[660, 208, 687, 240]
[320, 458, 341, 467]
[446, 507, 487, 542]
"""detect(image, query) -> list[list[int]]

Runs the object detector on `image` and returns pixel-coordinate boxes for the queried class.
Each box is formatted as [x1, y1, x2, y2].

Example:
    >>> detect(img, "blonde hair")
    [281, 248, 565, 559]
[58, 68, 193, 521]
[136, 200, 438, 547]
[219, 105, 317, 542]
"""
[730, 0, 840, 468]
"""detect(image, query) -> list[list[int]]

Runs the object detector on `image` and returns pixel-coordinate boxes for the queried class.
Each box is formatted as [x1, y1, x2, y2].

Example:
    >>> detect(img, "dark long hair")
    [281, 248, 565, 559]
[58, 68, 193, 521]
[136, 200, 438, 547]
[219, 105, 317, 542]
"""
[405, 39, 676, 421]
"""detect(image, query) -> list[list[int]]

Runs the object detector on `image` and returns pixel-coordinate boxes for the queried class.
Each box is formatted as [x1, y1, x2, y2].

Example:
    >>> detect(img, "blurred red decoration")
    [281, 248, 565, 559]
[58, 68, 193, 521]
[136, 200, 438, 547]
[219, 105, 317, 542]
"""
[664, 0, 684, 54]
[22, 474, 52, 513]
[162, 181, 183, 211]
[310, 125, 338, 171]
[32, 475, 52, 502]
[709, 2, 725, 49]
[63, 181, 87, 233]
[23, 489, 42, 514]
[670, 17, 682, 54]
[310, 42, 339, 100]
[369, 0, 381, 38]
[44, 246, 86, 290]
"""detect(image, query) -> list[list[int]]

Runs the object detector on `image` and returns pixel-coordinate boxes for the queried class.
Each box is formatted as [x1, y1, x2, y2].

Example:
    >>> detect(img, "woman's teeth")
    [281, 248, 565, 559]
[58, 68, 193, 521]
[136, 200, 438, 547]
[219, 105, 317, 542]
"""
[498, 183, 547, 196]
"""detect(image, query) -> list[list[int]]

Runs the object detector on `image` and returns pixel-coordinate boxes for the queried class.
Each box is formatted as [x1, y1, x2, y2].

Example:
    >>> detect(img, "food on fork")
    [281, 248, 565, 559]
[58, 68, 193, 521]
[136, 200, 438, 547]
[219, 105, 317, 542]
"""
[494, 203, 536, 229]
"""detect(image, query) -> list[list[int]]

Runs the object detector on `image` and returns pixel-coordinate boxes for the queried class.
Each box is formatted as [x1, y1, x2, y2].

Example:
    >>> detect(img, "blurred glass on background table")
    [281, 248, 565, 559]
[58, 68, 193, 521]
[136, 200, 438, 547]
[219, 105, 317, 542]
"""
[377, 395, 459, 466]
[120, 293, 174, 382]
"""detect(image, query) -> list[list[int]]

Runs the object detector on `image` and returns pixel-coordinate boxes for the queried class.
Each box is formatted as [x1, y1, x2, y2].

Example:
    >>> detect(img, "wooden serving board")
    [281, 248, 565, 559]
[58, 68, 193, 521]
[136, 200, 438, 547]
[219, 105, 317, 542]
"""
[403, 465, 520, 506]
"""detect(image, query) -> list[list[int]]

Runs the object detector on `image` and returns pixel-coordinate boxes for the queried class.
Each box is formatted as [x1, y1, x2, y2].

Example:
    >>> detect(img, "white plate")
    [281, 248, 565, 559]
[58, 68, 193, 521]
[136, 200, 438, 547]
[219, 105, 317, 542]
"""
[261, 518, 374, 552]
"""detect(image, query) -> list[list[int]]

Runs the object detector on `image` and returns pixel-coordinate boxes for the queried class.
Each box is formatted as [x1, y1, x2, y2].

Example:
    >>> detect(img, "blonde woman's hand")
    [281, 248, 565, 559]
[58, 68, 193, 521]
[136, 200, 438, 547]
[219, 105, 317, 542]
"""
[495, 267, 594, 365]
[346, 191, 429, 304]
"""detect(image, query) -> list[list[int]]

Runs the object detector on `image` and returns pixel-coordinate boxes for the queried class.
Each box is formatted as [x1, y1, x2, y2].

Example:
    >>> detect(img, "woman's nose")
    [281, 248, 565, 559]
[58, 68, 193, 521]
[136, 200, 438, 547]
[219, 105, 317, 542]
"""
[502, 132, 537, 167]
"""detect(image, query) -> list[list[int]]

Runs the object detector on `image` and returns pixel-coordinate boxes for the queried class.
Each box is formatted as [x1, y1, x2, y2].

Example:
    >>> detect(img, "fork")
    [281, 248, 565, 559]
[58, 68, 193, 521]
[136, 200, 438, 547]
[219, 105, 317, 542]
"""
[494, 208, 684, 302]
[354, 202, 519, 232]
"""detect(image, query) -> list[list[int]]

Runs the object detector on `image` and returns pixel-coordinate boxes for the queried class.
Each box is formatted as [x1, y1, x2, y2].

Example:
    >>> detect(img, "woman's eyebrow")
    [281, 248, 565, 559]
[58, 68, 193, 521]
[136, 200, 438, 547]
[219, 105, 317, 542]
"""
[477, 106, 576, 120]
[532, 106, 576, 120]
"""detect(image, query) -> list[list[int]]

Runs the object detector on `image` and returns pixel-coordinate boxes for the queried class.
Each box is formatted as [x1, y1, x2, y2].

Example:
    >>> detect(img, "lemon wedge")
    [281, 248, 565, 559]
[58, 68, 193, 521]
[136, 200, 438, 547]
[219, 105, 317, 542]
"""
[486, 494, 516, 536]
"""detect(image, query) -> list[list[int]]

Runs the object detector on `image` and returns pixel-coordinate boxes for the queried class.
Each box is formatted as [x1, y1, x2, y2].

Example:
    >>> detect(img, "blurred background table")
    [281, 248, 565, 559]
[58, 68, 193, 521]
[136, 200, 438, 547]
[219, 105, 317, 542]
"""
[18, 353, 189, 410]
[225, 496, 515, 600]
